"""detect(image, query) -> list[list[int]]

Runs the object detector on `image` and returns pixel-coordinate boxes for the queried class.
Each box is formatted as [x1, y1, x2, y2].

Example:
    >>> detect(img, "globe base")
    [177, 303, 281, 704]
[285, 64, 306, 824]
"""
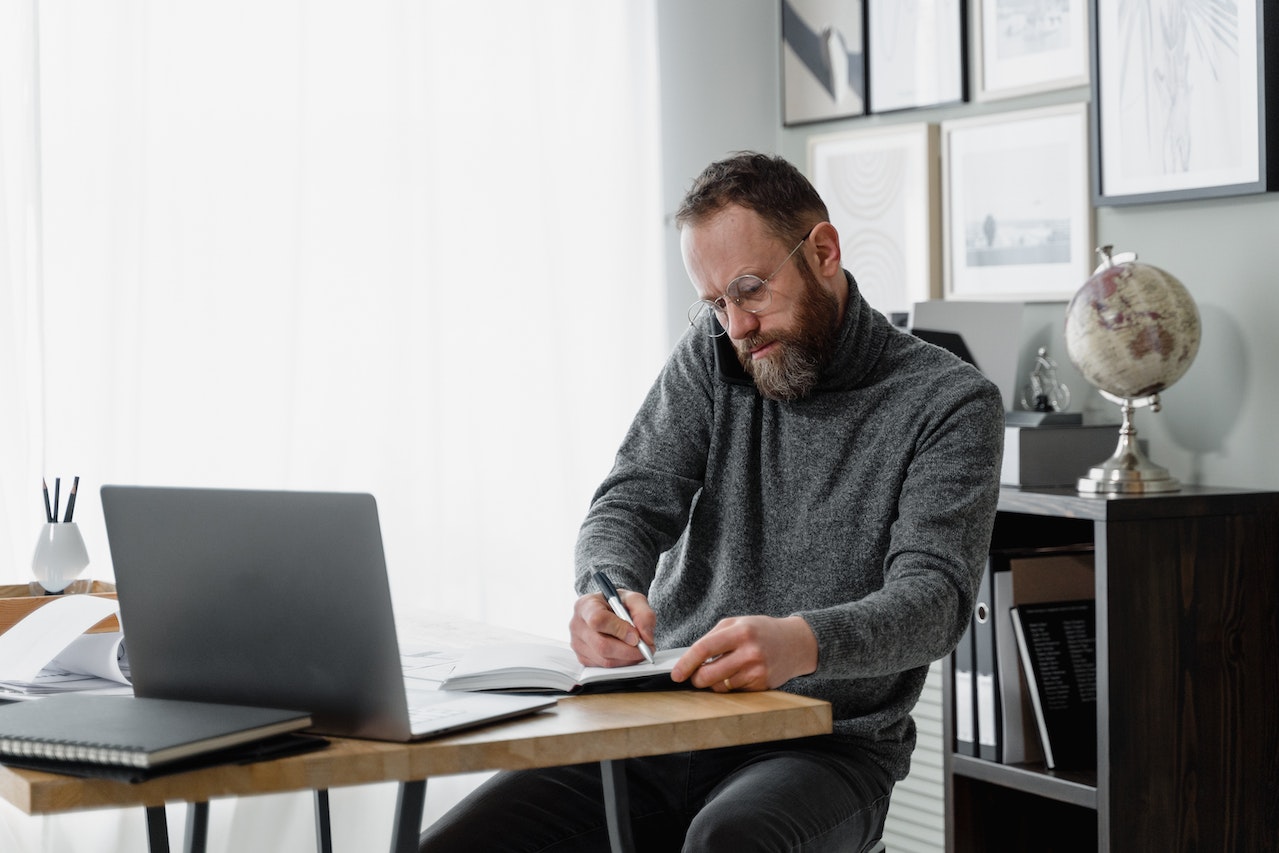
[1076, 393, 1181, 495]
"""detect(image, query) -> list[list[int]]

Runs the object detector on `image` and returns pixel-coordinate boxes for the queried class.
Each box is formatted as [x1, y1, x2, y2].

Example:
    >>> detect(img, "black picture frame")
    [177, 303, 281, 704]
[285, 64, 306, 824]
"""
[866, 0, 967, 114]
[781, 0, 868, 127]
[1091, 0, 1279, 206]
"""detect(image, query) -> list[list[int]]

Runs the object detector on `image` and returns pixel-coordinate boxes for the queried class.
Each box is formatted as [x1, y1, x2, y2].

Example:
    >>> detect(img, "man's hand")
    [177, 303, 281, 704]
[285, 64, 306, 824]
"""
[569, 587, 657, 667]
[670, 615, 818, 692]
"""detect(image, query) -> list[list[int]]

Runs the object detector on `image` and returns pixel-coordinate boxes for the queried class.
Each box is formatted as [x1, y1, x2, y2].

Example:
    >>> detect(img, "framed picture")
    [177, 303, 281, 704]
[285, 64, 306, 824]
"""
[942, 102, 1094, 301]
[974, 0, 1090, 101]
[867, 0, 966, 113]
[808, 123, 941, 320]
[781, 0, 867, 126]
[1092, 0, 1277, 205]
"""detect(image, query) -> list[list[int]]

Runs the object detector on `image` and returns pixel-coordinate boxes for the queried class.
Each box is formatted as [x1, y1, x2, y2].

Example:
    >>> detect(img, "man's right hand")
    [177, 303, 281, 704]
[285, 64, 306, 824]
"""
[569, 587, 656, 668]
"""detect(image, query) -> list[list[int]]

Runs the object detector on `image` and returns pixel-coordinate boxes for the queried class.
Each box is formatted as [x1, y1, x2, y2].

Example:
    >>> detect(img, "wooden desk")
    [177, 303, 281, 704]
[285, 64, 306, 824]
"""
[0, 689, 832, 853]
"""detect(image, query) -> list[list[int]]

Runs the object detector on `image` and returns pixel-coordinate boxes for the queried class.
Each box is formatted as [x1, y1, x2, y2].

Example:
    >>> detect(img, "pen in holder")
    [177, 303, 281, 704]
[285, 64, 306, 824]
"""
[32, 522, 90, 594]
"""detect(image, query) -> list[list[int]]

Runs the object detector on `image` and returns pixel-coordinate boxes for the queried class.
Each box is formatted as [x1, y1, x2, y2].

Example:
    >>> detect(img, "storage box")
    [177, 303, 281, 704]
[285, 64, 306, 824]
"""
[0, 580, 119, 635]
[1001, 424, 1121, 487]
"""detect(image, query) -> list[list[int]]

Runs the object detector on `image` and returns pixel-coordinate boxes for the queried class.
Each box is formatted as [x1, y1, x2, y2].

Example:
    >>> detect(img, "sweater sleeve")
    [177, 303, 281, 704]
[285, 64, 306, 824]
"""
[796, 372, 1004, 679]
[573, 332, 715, 596]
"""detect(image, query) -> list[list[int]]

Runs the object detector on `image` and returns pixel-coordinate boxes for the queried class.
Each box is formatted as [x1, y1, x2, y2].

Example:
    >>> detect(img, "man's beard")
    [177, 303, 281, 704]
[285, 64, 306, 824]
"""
[734, 259, 840, 402]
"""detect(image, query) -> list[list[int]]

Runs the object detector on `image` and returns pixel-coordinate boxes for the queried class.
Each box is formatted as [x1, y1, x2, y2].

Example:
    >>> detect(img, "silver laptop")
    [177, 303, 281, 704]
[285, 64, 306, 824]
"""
[100, 485, 554, 741]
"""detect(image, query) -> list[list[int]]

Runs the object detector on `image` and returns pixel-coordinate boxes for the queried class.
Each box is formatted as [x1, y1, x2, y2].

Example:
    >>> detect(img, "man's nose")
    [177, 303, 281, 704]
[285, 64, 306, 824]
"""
[723, 303, 760, 340]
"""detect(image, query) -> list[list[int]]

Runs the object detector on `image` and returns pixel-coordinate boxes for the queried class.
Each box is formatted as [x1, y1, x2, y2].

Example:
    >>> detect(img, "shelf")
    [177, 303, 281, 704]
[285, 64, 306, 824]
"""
[950, 754, 1096, 810]
[997, 484, 1276, 521]
[948, 487, 1279, 852]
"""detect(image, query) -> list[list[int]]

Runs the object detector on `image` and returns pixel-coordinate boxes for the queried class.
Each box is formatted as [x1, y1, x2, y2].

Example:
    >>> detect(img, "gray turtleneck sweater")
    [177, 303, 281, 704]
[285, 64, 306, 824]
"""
[574, 273, 1004, 780]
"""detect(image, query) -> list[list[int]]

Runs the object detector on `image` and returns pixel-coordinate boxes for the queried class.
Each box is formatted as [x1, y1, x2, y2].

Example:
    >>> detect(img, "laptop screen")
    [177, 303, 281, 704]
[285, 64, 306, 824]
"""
[101, 486, 414, 740]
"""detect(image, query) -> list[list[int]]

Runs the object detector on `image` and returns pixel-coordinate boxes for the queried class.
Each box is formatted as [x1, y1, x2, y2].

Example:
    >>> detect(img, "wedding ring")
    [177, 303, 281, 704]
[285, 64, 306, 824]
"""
[723, 677, 732, 691]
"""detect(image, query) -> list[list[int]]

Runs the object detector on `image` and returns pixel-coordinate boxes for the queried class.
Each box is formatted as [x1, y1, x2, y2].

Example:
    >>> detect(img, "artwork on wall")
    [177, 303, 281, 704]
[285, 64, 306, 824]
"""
[974, 0, 1090, 101]
[942, 102, 1093, 300]
[867, 0, 966, 112]
[781, 0, 867, 126]
[808, 123, 941, 319]
[1092, 0, 1276, 205]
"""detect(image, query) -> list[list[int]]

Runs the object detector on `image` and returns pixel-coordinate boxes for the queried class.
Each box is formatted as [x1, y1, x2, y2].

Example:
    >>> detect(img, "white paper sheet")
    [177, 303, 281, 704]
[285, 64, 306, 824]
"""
[0, 595, 121, 682]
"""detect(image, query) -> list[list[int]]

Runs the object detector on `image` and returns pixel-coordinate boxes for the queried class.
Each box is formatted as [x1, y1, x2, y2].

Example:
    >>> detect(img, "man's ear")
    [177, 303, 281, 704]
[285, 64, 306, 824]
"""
[809, 221, 842, 277]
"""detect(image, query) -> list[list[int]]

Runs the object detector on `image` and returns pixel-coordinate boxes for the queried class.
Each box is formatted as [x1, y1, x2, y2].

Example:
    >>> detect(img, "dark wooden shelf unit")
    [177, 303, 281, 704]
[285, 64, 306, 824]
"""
[944, 486, 1279, 853]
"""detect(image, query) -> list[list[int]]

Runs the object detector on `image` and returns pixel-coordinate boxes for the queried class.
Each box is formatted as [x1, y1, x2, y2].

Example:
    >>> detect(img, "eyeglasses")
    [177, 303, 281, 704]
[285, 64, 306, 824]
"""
[687, 228, 813, 337]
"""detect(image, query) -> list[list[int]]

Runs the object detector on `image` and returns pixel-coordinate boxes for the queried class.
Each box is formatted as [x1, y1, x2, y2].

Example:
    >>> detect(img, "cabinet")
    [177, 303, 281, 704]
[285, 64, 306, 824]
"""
[943, 486, 1279, 852]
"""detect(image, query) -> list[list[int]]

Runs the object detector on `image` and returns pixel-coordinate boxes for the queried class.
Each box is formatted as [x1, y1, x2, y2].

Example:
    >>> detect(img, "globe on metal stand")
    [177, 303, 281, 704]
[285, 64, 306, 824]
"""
[1064, 246, 1202, 495]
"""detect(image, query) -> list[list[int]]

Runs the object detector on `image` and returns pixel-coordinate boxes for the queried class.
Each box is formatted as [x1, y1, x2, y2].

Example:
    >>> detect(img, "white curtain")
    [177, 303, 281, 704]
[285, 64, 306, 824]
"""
[0, 1, 665, 850]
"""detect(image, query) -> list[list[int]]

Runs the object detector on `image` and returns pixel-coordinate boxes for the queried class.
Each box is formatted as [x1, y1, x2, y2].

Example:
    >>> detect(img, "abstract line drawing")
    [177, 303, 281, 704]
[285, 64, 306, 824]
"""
[1094, 0, 1272, 203]
[809, 124, 940, 319]
[867, 0, 965, 112]
[1118, 0, 1239, 177]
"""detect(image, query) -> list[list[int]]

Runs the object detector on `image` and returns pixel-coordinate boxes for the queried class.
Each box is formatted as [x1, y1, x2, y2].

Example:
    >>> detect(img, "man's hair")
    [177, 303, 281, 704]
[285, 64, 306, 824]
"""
[674, 152, 829, 244]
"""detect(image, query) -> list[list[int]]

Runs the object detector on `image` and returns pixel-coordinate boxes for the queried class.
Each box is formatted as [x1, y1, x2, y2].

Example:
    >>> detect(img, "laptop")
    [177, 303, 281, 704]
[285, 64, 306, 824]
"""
[99, 485, 555, 741]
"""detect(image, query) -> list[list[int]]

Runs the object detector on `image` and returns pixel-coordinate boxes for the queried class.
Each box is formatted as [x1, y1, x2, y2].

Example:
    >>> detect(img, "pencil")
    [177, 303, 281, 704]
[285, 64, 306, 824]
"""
[64, 476, 80, 523]
[53, 477, 60, 523]
[42, 478, 53, 523]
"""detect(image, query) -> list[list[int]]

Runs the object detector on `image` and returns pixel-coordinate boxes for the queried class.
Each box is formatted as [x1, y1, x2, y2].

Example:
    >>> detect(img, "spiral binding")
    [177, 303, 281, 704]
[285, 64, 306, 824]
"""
[0, 735, 146, 768]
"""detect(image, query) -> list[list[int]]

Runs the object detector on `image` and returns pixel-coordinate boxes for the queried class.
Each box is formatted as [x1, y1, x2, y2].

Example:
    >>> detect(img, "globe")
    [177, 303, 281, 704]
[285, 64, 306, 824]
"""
[1062, 246, 1202, 494]
[1065, 252, 1201, 399]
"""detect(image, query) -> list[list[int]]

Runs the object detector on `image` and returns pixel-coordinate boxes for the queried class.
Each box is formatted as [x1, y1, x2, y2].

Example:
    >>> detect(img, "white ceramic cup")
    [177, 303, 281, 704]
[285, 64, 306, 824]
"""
[32, 522, 91, 593]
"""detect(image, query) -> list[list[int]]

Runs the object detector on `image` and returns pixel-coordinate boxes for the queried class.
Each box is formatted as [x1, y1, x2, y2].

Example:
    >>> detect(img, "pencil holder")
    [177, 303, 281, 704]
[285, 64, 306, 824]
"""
[31, 522, 90, 594]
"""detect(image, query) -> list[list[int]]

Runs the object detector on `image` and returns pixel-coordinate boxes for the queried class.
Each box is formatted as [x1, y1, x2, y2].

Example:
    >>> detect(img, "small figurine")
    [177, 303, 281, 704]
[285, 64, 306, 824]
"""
[1021, 347, 1070, 412]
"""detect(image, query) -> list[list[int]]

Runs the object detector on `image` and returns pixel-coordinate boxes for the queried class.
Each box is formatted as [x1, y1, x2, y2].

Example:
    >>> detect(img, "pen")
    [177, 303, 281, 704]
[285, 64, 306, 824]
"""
[42, 479, 53, 523]
[63, 476, 79, 523]
[52, 477, 61, 524]
[592, 571, 655, 664]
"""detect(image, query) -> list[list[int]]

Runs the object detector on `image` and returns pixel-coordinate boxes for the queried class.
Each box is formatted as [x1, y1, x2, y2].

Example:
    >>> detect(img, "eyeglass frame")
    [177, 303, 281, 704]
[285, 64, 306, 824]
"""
[686, 226, 816, 337]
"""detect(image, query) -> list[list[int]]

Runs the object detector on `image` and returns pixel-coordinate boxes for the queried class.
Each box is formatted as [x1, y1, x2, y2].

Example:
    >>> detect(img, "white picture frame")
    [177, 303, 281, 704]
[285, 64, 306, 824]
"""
[809, 123, 941, 320]
[942, 102, 1094, 301]
[973, 0, 1090, 101]
[867, 0, 966, 113]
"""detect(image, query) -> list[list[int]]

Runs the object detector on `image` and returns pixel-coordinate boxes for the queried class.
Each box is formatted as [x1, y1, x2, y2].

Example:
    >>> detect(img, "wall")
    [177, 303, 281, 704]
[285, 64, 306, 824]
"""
[657, 0, 781, 347]
[657, 1, 1278, 492]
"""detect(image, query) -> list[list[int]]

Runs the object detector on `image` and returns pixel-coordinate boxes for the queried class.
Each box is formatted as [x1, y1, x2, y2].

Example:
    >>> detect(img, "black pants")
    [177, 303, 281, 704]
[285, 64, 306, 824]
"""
[419, 735, 894, 853]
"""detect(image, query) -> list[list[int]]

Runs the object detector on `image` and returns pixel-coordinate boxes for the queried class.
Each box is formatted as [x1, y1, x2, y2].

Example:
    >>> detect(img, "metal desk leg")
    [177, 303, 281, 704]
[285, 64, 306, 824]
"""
[145, 805, 171, 853]
[600, 759, 636, 853]
[390, 780, 427, 853]
[184, 802, 209, 853]
[314, 790, 333, 853]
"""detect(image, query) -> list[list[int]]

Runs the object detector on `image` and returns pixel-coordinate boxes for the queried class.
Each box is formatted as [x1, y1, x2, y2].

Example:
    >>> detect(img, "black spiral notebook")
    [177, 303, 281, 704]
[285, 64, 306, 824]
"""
[0, 694, 311, 770]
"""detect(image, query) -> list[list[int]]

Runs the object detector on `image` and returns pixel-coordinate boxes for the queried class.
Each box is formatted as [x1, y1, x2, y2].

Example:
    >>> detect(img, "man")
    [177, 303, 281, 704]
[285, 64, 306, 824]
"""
[421, 152, 1003, 851]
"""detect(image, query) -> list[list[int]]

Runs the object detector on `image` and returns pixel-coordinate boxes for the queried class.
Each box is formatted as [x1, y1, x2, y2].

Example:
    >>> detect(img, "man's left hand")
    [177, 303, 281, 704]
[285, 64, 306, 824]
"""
[670, 615, 818, 692]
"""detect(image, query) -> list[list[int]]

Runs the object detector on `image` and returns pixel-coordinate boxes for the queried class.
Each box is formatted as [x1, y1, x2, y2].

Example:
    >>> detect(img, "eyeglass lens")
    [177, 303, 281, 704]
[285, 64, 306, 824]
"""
[687, 274, 770, 335]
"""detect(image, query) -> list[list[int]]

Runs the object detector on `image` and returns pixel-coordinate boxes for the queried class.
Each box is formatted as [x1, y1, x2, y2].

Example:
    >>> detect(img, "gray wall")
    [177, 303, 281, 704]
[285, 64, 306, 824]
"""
[657, 0, 780, 348]
[657, 1, 1278, 491]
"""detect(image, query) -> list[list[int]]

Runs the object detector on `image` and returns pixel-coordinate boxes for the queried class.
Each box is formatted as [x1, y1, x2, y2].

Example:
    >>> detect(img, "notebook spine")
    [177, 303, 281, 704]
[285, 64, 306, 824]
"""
[0, 736, 144, 768]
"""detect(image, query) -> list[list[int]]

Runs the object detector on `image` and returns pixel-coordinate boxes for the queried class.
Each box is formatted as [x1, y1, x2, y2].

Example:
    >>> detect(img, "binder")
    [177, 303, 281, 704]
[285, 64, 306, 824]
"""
[973, 559, 999, 761]
[953, 615, 977, 756]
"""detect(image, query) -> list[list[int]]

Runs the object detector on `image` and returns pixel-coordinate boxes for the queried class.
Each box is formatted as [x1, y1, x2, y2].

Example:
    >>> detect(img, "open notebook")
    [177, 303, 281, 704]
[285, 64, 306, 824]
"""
[101, 486, 555, 741]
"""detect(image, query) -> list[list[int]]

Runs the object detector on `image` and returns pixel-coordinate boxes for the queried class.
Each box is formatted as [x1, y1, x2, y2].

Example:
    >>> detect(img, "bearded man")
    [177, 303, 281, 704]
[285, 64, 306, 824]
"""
[421, 152, 1004, 852]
